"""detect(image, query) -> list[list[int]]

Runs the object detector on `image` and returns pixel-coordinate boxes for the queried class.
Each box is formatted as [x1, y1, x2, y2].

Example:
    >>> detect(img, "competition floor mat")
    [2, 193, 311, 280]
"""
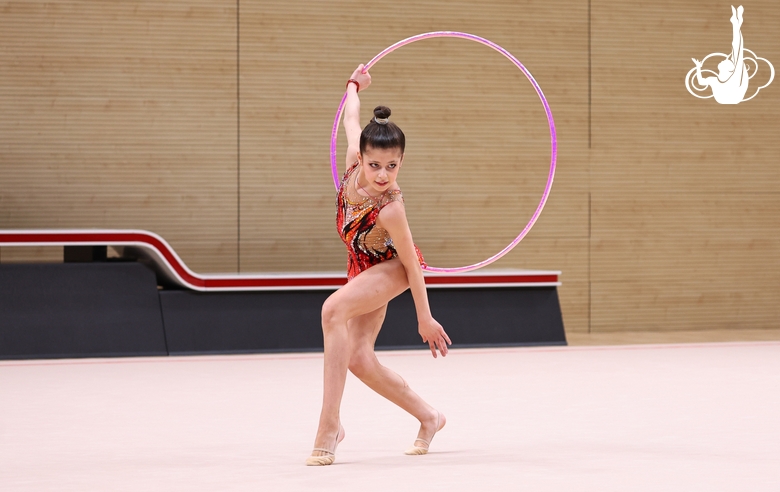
[1, 342, 778, 491]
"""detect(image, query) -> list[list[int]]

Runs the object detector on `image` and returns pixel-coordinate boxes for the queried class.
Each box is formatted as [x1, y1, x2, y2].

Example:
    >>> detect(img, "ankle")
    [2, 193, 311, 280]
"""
[315, 421, 343, 444]
[419, 409, 438, 425]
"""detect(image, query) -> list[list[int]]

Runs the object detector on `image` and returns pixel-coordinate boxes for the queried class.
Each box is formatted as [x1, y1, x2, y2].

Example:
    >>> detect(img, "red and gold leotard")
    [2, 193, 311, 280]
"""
[336, 162, 425, 281]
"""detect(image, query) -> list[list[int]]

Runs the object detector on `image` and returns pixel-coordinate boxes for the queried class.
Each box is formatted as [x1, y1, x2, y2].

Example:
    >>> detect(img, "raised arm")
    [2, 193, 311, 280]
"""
[343, 65, 372, 168]
[379, 201, 451, 358]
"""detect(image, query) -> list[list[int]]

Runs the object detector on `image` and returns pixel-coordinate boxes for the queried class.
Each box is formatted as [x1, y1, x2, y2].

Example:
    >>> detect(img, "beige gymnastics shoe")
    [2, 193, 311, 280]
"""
[305, 425, 344, 466]
[405, 411, 445, 455]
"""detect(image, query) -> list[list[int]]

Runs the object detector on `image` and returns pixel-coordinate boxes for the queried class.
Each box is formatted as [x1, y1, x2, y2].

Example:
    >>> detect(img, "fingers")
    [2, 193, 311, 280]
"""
[443, 330, 452, 346]
[351, 64, 366, 79]
[438, 339, 448, 357]
[349, 64, 371, 91]
[420, 321, 451, 358]
[427, 339, 449, 358]
[434, 333, 449, 357]
[438, 328, 452, 356]
[425, 335, 447, 358]
[421, 335, 436, 358]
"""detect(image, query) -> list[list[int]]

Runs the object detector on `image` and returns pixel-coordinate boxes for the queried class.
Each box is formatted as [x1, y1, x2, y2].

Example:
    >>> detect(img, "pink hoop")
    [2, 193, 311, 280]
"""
[331, 31, 557, 274]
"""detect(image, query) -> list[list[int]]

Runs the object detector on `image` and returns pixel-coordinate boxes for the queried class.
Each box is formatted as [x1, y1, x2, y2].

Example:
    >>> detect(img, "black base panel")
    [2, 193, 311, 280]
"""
[160, 287, 565, 355]
[0, 262, 566, 360]
[0, 263, 168, 359]
[379, 287, 566, 349]
[160, 290, 331, 354]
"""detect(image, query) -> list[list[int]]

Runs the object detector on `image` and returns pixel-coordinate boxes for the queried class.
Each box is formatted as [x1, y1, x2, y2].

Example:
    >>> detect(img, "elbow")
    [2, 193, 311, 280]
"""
[398, 254, 423, 275]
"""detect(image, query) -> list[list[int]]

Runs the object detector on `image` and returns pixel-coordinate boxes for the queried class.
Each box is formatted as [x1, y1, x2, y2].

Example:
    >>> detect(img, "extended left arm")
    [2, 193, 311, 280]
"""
[379, 202, 451, 357]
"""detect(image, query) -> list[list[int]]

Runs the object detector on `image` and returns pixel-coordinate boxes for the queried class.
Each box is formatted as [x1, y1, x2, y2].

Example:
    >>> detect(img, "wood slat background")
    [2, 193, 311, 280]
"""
[0, 0, 239, 272]
[1, 0, 777, 334]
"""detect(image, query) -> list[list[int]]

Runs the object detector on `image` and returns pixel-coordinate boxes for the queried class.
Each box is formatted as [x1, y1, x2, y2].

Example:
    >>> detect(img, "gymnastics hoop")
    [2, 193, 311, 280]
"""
[330, 31, 557, 274]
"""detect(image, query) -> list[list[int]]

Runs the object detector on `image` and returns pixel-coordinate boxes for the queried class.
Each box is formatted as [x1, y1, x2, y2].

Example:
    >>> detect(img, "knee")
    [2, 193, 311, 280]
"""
[348, 350, 375, 379]
[321, 297, 344, 332]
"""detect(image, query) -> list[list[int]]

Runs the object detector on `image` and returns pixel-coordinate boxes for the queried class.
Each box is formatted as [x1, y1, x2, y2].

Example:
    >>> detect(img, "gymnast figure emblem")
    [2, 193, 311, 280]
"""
[686, 5, 774, 104]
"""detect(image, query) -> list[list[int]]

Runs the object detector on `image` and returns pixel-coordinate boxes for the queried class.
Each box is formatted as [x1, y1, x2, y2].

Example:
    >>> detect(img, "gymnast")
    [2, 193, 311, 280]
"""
[306, 64, 451, 466]
[692, 5, 748, 104]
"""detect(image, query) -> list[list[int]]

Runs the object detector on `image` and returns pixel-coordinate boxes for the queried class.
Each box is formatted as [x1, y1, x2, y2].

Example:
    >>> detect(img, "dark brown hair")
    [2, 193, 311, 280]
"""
[359, 106, 406, 155]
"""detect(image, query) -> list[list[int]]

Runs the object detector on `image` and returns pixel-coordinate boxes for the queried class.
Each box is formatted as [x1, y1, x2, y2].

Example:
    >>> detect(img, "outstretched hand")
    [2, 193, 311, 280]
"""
[692, 58, 703, 68]
[418, 317, 452, 358]
[349, 64, 372, 92]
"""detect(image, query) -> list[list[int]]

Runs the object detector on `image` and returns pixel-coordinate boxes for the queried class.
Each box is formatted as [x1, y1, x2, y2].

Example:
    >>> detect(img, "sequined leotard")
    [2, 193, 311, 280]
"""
[336, 162, 425, 281]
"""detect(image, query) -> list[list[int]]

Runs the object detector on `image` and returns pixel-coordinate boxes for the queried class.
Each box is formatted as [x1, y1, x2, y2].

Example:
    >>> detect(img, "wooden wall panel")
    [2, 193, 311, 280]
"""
[0, 247, 63, 264]
[589, 1, 780, 332]
[591, 238, 780, 331]
[591, 194, 780, 331]
[591, 0, 779, 193]
[0, 0, 238, 272]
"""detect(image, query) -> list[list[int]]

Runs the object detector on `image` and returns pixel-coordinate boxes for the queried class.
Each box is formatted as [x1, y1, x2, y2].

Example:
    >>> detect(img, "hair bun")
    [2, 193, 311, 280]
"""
[373, 106, 391, 120]
[360, 105, 405, 153]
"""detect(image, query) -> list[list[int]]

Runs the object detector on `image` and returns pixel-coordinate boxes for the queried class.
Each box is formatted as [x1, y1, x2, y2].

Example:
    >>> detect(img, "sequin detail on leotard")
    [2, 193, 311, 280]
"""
[336, 162, 425, 281]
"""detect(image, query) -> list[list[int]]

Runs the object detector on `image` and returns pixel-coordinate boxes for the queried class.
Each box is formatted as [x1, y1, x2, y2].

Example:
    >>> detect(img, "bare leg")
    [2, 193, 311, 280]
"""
[730, 6, 744, 63]
[347, 272, 446, 452]
[730, 6, 747, 88]
[309, 259, 411, 461]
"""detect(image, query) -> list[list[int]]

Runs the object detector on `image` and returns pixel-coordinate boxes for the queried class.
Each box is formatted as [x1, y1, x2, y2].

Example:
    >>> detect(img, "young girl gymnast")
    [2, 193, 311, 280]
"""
[306, 64, 451, 466]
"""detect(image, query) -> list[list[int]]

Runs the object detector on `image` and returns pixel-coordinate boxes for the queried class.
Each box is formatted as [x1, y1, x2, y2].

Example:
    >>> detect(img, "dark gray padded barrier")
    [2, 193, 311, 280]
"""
[160, 290, 330, 354]
[0, 263, 168, 359]
[0, 263, 565, 359]
[378, 287, 566, 349]
[160, 287, 565, 355]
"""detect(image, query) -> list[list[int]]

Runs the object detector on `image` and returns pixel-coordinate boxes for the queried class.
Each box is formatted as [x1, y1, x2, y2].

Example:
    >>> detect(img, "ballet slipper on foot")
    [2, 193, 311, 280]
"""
[405, 411, 445, 456]
[305, 425, 344, 466]
[305, 451, 335, 466]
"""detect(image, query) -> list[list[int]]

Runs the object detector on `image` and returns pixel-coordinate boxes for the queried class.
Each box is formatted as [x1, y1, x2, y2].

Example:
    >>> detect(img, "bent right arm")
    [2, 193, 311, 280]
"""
[344, 65, 371, 168]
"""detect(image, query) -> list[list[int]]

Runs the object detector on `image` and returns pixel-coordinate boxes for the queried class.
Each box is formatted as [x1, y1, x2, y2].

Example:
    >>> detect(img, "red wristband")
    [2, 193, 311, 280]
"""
[346, 79, 360, 92]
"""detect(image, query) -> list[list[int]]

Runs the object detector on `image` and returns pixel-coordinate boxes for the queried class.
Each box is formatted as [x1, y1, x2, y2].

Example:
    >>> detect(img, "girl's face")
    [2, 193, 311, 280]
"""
[358, 146, 404, 194]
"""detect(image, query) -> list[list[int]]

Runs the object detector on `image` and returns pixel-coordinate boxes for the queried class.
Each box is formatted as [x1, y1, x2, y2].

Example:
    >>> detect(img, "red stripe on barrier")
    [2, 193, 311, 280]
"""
[0, 230, 559, 290]
[203, 277, 348, 288]
[1, 231, 206, 288]
[424, 274, 559, 285]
